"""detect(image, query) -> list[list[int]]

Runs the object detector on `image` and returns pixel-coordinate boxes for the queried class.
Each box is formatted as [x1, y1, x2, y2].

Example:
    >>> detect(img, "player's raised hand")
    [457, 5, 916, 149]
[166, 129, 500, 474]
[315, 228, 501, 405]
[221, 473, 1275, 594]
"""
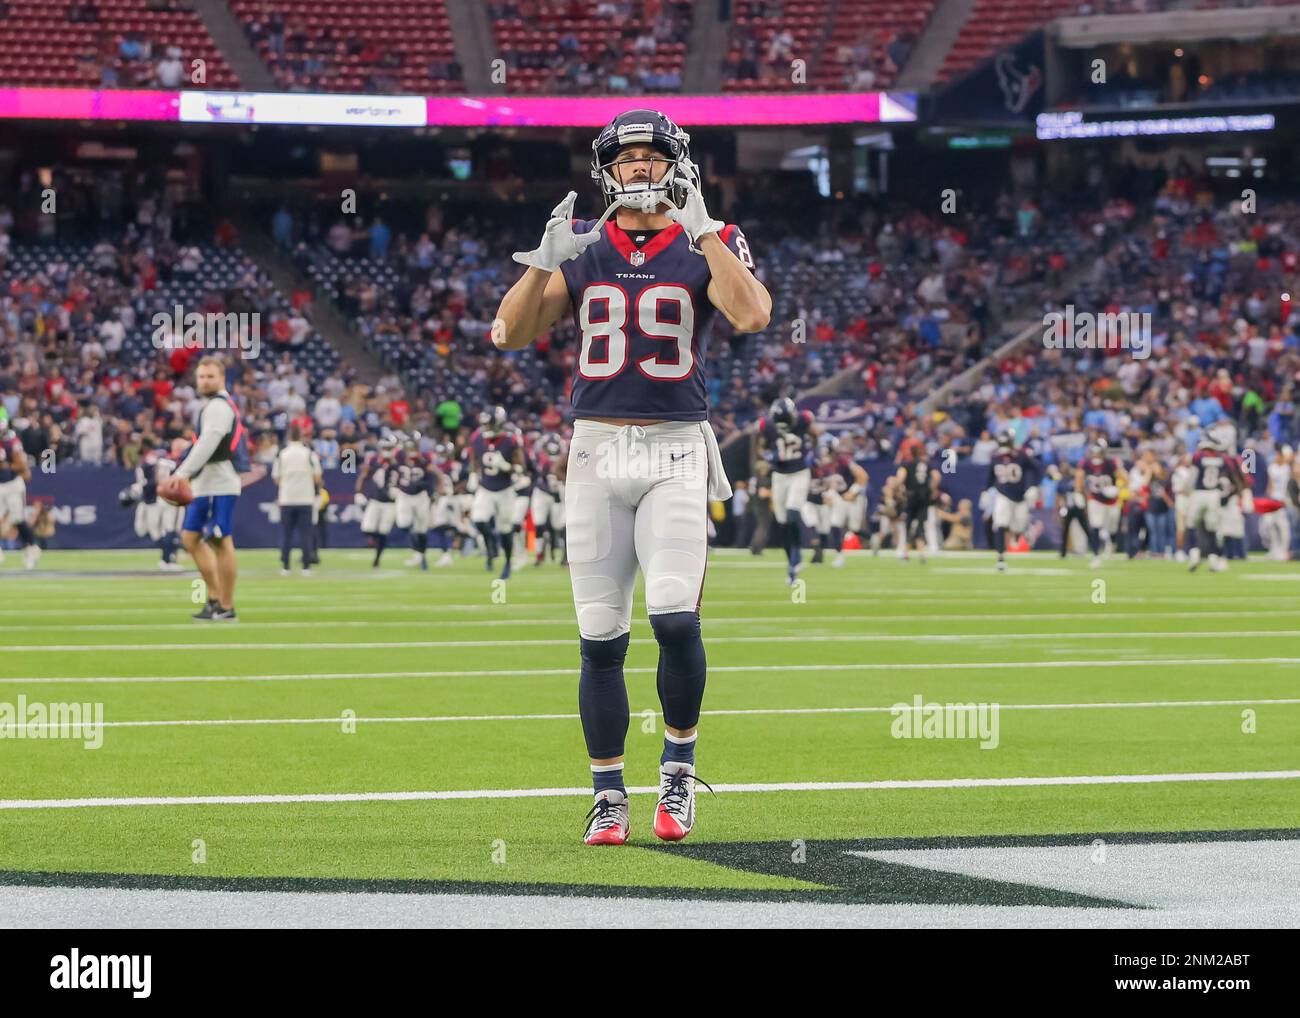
[512, 191, 601, 272]
[662, 177, 723, 246]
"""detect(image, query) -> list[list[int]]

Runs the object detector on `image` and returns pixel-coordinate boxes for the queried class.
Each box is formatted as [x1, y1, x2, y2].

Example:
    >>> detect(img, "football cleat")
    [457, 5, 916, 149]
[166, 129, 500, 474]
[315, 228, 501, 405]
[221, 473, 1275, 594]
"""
[1188, 547, 1202, 571]
[191, 599, 219, 622]
[436, 552, 454, 567]
[583, 789, 631, 846]
[832, 552, 845, 568]
[653, 763, 714, 842]
[499, 561, 512, 581]
[211, 606, 238, 622]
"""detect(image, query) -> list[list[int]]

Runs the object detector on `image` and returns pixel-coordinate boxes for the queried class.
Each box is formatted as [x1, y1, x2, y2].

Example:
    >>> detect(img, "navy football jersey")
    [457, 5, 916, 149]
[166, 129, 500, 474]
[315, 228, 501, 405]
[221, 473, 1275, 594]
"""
[1191, 449, 1242, 498]
[471, 428, 520, 492]
[760, 410, 814, 473]
[987, 450, 1041, 501]
[137, 450, 178, 504]
[395, 449, 434, 496]
[1082, 456, 1121, 504]
[561, 219, 756, 422]
[0, 434, 24, 484]
[361, 453, 395, 502]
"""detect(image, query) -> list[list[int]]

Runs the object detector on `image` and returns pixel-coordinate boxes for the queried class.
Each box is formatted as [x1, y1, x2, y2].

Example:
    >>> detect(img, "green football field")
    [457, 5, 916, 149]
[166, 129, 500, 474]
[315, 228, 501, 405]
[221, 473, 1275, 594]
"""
[1, 547, 1298, 926]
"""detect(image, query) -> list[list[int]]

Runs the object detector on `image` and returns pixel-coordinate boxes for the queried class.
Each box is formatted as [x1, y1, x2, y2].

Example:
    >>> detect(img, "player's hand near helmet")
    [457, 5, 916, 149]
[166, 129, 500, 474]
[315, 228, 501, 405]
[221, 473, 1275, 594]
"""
[663, 177, 723, 246]
[512, 191, 602, 273]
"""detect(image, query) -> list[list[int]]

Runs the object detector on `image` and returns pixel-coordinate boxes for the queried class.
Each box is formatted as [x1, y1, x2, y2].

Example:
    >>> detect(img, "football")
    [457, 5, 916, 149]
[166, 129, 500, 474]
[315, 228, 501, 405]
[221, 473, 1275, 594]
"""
[157, 475, 194, 507]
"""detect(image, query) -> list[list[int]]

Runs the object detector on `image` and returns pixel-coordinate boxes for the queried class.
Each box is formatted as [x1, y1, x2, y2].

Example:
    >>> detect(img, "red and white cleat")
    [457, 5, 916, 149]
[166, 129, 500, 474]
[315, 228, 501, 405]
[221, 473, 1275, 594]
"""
[653, 763, 713, 842]
[583, 789, 631, 846]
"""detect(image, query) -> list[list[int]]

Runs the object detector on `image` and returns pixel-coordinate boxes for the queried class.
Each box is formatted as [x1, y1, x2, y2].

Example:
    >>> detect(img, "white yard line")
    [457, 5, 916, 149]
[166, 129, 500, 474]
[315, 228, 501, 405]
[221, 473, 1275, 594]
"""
[3, 769, 1297, 810]
[6, 657, 1300, 685]
[6, 631, 1298, 652]
[4, 697, 1296, 734]
[4, 609, 1298, 633]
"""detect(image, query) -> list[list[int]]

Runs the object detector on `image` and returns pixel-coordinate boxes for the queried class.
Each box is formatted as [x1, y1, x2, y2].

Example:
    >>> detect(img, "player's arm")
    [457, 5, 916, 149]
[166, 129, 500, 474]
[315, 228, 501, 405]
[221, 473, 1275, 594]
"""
[703, 233, 770, 333]
[847, 461, 868, 495]
[311, 452, 323, 489]
[493, 268, 570, 351]
[271, 449, 282, 484]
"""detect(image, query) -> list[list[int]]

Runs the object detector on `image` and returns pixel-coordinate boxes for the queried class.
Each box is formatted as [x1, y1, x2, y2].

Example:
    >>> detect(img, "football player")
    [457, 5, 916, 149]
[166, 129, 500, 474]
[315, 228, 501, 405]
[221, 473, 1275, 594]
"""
[531, 433, 568, 566]
[1187, 432, 1244, 573]
[757, 397, 817, 584]
[493, 108, 770, 845]
[809, 438, 867, 567]
[1076, 437, 1128, 569]
[132, 436, 186, 570]
[355, 435, 398, 567]
[394, 432, 439, 571]
[895, 444, 935, 563]
[468, 406, 526, 580]
[1170, 452, 1195, 562]
[0, 410, 36, 570]
[428, 442, 460, 567]
[986, 431, 1041, 571]
[168, 357, 248, 621]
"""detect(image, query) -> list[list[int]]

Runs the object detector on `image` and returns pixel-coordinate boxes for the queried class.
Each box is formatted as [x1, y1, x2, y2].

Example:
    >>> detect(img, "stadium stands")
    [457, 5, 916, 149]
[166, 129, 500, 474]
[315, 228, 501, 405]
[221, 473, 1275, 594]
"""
[487, 0, 692, 94]
[229, 0, 462, 93]
[0, 0, 238, 89]
[724, 0, 932, 92]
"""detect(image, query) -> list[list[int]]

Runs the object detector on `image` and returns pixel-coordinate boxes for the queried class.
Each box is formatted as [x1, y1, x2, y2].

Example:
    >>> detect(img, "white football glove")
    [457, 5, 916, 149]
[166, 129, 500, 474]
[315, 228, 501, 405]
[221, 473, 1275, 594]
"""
[467, 472, 479, 494]
[354, 493, 368, 509]
[512, 191, 602, 272]
[663, 178, 723, 247]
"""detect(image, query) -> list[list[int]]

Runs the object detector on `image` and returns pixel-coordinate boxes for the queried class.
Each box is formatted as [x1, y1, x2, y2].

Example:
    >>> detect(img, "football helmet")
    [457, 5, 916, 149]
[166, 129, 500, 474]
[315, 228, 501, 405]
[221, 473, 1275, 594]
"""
[769, 397, 797, 429]
[1089, 437, 1108, 460]
[591, 109, 698, 214]
[542, 435, 564, 459]
[998, 429, 1015, 451]
[479, 406, 507, 436]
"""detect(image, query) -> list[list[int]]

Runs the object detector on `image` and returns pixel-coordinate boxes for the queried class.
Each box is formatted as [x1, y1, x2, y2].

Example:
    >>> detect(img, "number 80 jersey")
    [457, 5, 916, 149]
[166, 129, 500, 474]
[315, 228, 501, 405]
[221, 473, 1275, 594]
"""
[561, 218, 756, 422]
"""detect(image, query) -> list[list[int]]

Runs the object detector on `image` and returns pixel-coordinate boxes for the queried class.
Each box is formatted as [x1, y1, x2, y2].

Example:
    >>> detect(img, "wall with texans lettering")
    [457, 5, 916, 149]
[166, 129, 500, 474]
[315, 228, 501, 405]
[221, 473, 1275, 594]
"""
[15, 464, 1273, 552]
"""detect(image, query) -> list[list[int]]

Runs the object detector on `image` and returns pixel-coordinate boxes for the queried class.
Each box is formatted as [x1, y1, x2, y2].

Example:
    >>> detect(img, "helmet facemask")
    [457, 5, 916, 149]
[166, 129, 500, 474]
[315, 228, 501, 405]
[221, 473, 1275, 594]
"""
[590, 112, 696, 215]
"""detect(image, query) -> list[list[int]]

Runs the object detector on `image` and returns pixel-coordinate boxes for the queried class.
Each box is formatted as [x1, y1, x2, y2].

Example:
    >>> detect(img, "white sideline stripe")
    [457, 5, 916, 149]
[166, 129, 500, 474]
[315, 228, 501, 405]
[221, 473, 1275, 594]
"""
[3, 594, 1291, 618]
[6, 657, 1300, 685]
[4, 770, 1298, 810]
[8, 630, 1299, 652]
[7, 609, 1299, 633]
[6, 697, 1298, 733]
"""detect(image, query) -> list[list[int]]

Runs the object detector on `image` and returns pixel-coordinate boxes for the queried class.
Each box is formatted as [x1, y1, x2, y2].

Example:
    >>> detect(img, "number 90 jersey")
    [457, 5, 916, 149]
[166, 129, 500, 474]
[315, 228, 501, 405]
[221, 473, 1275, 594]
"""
[561, 219, 756, 422]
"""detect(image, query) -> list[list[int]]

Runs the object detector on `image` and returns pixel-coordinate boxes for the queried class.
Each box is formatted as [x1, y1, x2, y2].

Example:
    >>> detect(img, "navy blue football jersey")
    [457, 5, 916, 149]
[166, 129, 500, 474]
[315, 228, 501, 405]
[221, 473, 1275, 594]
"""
[361, 453, 395, 502]
[471, 429, 520, 492]
[0, 434, 25, 484]
[1192, 449, 1243, 497]
[395, 449, 435, 496]
[561, 219, 755, 422]
[987, 450, 1041, 501]
[760, 410, 814, 474]
[1082, 456, 1121, 504]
